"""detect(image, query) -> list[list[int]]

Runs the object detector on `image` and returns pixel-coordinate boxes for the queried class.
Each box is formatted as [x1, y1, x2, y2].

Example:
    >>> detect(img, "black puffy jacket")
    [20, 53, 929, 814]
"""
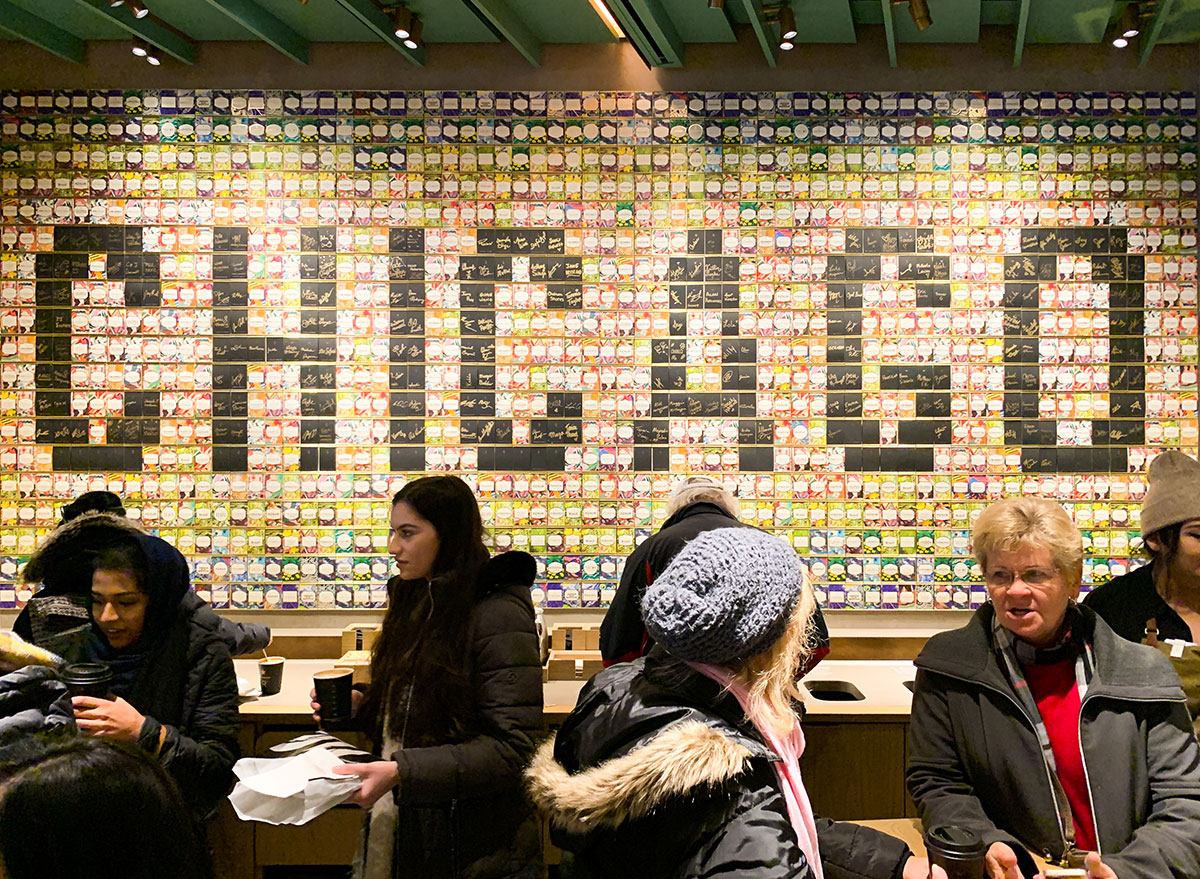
[14, 513, 239, 819]
[527, 651, 913, 879]
[0, 665, 75, 738]
[365, 551, 545, 879]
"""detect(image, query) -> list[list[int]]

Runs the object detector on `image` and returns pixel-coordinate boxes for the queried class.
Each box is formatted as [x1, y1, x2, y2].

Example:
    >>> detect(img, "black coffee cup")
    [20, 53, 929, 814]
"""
[924, 825, 987, 879]
[61, 662, 113, 699]
[258, 656, 285, 697]
[313, 668, 353, 723]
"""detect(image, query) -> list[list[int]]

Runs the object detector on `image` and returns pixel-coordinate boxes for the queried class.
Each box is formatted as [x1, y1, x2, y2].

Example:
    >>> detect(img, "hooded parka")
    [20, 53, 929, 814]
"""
[906, 603, 1200, 879]
[527, 651, 914, 879]
[359, 550, 545, 879]
[14, 513, 239, 818]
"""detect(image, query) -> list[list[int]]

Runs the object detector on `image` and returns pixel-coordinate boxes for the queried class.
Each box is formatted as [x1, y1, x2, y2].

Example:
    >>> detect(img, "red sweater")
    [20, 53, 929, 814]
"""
[1022, 658, 1098, 851]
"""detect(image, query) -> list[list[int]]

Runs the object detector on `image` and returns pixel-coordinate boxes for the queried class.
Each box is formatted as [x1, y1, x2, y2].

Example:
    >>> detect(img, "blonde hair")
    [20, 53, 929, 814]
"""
[972, 497, 1083, 588]
[726, 572, 817, 739]
[666, 476, 740, 519]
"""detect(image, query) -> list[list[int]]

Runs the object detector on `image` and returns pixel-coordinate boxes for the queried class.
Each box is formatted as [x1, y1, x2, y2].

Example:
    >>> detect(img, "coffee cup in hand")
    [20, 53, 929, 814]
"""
[258, 656, 285, 696]
[313, 668, 354, 723]
[923, 826, 987, 879]
[61, 662, 113, 699]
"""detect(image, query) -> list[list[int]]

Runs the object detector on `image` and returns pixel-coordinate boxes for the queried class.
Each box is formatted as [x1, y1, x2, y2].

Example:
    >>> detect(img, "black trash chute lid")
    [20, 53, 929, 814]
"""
[925, 825, 986, 857]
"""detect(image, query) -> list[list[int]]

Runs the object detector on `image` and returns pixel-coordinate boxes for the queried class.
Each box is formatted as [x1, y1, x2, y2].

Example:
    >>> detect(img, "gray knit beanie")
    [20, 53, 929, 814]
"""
[642, 527, 805, 665]
[1141, 451, 1200, 537]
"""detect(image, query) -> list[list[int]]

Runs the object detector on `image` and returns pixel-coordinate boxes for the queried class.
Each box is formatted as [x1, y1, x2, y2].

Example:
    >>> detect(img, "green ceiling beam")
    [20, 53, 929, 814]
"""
[738, 0, 779, 67]
[1138, 0, 1175, 65]
[880, 0, 898, 66]
[462, 0, 542, 67]
[1013, 0, 1030, 65]
[71, 0, 198, 64]
[605, 0, 683, 66]
[0, 0, 86, 63]
[330, 0, 425, 66]
[201, 0, 309, 64]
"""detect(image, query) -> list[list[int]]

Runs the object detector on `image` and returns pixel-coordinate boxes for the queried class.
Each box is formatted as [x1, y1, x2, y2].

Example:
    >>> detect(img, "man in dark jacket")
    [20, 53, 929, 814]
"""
[601, 476, 830, 668]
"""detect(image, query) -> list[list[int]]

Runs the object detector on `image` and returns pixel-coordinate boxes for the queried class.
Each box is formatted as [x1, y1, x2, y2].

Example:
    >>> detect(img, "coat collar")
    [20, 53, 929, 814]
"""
[526, 720, 758, 833]
[658, 501, 738, 532]
[528, 653, 776, 833]
[916, 603, 1187, 703]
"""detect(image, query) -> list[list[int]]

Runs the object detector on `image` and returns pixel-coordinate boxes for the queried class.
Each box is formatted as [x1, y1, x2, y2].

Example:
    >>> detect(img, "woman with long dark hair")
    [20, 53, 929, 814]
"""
[323, 475, 544, 879]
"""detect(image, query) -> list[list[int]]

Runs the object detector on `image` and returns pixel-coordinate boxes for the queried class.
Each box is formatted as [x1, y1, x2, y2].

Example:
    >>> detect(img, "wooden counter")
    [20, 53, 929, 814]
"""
[217, 659, 923, 878]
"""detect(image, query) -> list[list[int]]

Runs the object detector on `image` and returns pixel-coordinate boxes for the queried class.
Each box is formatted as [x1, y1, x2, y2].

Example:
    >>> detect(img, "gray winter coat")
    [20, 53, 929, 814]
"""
[907, 604, 1200, 879]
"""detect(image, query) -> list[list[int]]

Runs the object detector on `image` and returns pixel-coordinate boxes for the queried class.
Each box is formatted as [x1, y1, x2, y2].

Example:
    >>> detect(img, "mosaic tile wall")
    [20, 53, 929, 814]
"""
[0, 89, 1197, 612]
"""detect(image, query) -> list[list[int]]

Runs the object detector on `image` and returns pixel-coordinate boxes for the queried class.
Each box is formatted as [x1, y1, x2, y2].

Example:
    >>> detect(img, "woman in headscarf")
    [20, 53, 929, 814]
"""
[14, 512, 239, 819]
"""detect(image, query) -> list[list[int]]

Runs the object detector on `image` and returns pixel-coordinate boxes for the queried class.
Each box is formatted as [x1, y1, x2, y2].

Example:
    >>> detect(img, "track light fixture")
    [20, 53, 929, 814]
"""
[1111, 2, 1140, 47]
[779, 7, 797, 39]
[386, 5, 413, 39]
[128, 1, 150, 18]
[108, 0, 125, 6]
[708, 0, 724, 7]
[402, 14, 422, 49]
[131, 37, 160, 64]
[891, 0, 932, 30]
[778, 5, 796, 50]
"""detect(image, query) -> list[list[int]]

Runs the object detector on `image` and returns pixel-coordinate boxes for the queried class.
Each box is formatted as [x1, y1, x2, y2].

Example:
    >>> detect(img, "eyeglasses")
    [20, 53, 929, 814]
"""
[984, 568, 1057, 588]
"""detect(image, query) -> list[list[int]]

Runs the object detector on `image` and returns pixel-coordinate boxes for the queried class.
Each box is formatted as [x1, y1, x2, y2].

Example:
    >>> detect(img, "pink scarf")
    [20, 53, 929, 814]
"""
[689, 662, 824, 879]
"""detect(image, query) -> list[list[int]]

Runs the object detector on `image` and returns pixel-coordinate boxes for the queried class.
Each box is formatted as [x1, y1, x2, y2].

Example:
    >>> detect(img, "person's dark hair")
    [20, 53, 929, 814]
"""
[60, 491, 126, 525]
[360, 476, 490, 746]
[1144, 523, 1183, 589]
[0, 729, 211, 879]
[91, 541, 147, 591]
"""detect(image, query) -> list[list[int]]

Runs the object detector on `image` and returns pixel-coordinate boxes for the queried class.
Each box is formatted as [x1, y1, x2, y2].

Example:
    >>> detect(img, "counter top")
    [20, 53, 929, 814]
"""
[799, 660, 916, 719]
[235, 659, 917, 723]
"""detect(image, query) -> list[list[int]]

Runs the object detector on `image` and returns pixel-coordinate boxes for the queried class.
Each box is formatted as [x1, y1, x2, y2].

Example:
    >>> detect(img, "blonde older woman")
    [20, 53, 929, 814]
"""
[907, 497, 1200, 879]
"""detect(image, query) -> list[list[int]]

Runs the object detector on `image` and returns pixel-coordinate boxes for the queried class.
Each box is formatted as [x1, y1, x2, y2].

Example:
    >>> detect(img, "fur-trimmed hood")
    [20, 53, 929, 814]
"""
[525, 654, 775, 838]
[21, 511, 148, 586]
[527, 720, 757, 833]
[19, 511, 192, 642]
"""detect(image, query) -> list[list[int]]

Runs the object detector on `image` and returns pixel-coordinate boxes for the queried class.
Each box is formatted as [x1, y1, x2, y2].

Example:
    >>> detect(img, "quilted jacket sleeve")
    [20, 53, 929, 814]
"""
[138, 640, 240, 819]
[393, 589, 543, 804]
[816, 818, 913, 879]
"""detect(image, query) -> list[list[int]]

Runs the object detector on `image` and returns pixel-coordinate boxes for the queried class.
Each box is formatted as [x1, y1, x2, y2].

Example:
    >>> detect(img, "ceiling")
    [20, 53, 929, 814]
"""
[0, 0, 1197, 69]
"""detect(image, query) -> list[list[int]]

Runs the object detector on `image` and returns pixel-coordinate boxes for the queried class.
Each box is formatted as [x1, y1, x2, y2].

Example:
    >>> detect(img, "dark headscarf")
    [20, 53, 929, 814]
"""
[16, 514, 192, 703]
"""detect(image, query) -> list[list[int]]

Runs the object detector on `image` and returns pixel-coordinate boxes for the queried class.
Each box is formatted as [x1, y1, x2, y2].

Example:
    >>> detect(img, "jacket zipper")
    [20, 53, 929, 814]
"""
[450, 797, 459, 878]
[1076, 694, 1103, 859]
[923, 671, 1072, 863]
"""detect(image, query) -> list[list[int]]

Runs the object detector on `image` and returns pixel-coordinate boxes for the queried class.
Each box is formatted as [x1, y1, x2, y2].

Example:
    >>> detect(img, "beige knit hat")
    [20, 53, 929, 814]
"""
[1141, 451, 1200, 537]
